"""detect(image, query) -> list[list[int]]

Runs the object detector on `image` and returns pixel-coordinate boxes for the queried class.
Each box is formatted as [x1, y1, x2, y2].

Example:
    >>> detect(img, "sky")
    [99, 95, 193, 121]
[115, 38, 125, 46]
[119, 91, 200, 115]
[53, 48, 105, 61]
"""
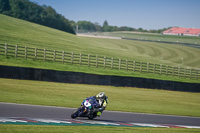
[30, 0, 200, 30]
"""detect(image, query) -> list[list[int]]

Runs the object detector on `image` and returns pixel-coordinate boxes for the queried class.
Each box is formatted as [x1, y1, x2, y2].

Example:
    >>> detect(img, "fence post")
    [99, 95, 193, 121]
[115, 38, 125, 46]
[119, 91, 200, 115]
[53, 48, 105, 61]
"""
[126, 59, 128, 70]
[195, 70, 198, 80]
[198, 70, 200, 80]
[178, 67, 180, 78]
[140, 62, 142, 73]
[153, 64, 156, 73]
[133, 61, 135, 72]
[166, 65, 168, 76]
[88, 54, 90, 67]
[4, 43, 7, 56]
[147, 62, 149, 73]
[53, 50, 56, 62]
[35, 48, 37, 59]
[172, 67, 175, 77]
[71, 52, 74, 64]
[104, 56, 106, 68]
[44, 49, 46, 61]
[25, 46, 27, 59]
[183, 68, 186, 78]
[160, 64, 162, 74]
[96, 55, 98, 68]
[15, 45, 18, 58]
[79, 53, 82, 65]
[190, 68, 192, 79]
[119, 58, 121, 69]
[62, 51, 65, 63]
[111, 58, 113, 69]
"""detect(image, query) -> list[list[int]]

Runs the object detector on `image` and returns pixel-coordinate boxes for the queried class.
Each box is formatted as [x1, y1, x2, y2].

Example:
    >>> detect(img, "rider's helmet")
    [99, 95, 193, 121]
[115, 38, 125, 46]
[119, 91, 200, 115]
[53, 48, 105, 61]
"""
[96, 92, 105, 101]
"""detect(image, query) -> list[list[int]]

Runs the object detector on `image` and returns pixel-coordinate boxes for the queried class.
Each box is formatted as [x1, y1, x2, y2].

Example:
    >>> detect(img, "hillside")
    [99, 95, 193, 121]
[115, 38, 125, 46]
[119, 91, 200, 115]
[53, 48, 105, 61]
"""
[0, 14, 200, 83]
[1, 14, 200, 68]
[0, 0, 74, 34]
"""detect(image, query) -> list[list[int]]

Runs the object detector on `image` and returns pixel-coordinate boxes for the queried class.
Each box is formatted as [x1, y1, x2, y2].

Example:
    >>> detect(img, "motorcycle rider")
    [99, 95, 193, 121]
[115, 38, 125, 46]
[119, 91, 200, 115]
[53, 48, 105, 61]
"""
[92, 92, 108, 117]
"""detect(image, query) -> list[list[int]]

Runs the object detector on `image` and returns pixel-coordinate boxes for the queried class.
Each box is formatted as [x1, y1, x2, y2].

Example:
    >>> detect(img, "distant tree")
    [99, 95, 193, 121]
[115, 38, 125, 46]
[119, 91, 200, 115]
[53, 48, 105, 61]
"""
[0, 0, 75, 34]
[103, 20, 109, 27]
[0, 0, 11, 14]
[94, 22, 102, 32]
[119, 26, 135, 31]
[77, 21, 96, 32]
[138, 28, 143, 32]
[103, 26, 113, 32]
[103, 20, 110, 32]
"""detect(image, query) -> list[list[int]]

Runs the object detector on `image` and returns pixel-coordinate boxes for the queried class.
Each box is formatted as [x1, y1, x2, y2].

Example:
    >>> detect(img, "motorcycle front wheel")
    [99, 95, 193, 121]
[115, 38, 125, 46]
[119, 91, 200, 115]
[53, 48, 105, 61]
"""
[71, 109, 80, 119]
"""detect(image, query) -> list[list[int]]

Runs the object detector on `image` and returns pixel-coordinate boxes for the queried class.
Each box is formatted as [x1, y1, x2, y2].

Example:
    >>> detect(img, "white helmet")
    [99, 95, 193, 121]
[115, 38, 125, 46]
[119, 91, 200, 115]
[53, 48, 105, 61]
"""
[96, 92, 105, 100]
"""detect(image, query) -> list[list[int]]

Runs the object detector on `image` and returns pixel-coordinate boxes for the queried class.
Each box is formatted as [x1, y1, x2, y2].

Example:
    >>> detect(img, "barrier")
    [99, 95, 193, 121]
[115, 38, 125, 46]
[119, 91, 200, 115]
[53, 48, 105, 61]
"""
[0, 65, 199, 92]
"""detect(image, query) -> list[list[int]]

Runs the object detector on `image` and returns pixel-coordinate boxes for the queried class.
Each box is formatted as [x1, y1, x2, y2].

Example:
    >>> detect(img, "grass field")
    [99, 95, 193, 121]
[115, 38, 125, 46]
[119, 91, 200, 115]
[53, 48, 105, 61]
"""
[1, 14, 200, 83]
[1, 78, 200, 117]
[87, 31, 200, 45]
[1, 14, 200, 69]
[1, 125, 199, 133]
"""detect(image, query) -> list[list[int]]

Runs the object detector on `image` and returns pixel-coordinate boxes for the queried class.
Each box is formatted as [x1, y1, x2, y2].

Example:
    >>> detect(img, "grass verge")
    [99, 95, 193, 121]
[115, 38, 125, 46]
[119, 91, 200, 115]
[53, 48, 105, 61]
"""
[0, 125, 199, 133]
[0, 56, 199, 83]
[0, 78, 200, 117]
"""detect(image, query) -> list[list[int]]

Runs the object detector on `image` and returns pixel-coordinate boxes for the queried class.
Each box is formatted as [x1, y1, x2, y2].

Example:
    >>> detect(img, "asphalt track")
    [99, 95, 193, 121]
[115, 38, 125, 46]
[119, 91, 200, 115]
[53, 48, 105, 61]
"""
[0, 102, 200, 127]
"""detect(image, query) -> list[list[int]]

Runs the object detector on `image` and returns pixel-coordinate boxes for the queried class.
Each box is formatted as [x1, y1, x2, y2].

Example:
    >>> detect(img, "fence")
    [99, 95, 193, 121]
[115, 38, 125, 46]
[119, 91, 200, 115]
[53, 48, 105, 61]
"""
[0, 43, 200, 80]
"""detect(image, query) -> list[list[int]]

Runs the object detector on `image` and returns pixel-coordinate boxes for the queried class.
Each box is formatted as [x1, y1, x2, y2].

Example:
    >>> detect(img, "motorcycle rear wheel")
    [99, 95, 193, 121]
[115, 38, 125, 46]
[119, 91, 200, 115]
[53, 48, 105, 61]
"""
[88, 114, 94, 120]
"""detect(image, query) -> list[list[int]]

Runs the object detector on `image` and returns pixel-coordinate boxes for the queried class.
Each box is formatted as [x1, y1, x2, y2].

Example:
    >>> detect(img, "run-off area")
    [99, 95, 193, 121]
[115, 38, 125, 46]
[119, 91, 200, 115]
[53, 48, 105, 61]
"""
[0, 117, 200, 129]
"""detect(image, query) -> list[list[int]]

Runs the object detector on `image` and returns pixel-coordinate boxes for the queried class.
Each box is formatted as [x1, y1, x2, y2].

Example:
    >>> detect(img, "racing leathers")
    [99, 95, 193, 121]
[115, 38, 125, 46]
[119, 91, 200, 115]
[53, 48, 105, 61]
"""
[92, 95, 108, 116]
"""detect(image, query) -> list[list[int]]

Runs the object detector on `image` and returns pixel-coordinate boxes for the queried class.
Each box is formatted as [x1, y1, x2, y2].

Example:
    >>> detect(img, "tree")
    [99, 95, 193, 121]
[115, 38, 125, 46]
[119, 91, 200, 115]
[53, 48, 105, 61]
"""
[0, 0, 10, 14]
[103, 20, 110, 32]
[0, 0, 75, 34]
[77, 21, 96, 32]
[103, 20, 108, 27]
[94, 22, 102, 32]
[138, 28, 144, 32]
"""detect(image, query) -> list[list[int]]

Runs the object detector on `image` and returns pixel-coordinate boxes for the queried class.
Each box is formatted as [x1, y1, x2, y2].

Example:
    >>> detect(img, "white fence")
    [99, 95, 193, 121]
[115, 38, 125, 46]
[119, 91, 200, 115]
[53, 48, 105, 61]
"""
[0, 44, 199, 80]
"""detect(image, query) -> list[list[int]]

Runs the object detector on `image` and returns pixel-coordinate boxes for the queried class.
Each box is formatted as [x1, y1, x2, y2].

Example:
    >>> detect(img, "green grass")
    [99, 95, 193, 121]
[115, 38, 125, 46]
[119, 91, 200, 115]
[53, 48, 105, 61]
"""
[1, 14, 200, 69]
[1, 56, 199, 83]
[1, 11, 200, 133]
[1, 78, 200, 117]
[0, 125, 199, 133]
[90, 31, 200, 45]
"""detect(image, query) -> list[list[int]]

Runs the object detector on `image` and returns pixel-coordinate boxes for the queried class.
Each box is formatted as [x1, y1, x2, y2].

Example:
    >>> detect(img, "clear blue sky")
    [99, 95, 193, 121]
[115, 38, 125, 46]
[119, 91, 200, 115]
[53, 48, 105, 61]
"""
[30, 0, 200, 30]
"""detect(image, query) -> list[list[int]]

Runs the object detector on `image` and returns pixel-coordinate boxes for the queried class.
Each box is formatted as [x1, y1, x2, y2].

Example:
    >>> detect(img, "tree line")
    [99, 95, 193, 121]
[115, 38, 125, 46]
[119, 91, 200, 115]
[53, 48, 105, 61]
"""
[0, 0, 75, 34]
[0, 0, 169, 34]
[76, 20, 169, 33]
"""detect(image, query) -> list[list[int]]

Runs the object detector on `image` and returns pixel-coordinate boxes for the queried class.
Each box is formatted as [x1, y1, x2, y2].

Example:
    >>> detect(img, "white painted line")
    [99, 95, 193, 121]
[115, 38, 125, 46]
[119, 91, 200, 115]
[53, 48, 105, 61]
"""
[31, 118, 71, 124]
[0, 118, 27, 123]
[130, 123, 168, 128]
[176, 125, 200, 129]
[75, 120, 120, 125]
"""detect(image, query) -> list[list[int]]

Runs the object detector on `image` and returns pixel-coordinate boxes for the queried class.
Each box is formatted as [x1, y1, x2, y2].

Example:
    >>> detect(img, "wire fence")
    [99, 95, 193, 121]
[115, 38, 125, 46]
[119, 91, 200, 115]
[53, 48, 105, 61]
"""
[0, 43, 200, 80]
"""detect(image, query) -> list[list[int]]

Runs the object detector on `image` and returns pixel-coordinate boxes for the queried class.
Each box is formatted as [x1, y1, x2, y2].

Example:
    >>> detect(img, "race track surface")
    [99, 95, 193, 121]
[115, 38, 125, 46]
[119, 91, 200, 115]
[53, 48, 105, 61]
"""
[0, 102, 200, 128]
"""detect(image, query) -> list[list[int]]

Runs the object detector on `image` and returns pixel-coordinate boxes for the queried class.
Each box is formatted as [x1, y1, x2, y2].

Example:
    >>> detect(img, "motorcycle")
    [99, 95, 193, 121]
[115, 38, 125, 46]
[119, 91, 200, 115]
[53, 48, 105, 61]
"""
[71, 97, 100, 119]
